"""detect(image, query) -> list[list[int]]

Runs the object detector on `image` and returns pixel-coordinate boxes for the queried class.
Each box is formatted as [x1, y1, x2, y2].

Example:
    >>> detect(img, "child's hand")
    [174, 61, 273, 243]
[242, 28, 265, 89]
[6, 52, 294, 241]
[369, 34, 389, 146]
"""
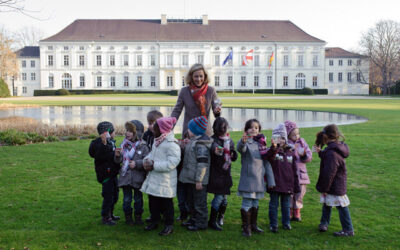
[215, 146, 224, 156]
[129, 161, 136, 169]
[115, 148, 122, 157]
[295, 144, 306, 156]
[322, 192, 327, 197]
[312, 145, 321, 153]
[196, 182, 203, 190]
[242, 132, 249, 143]
[100, 132, 108, 145]
[270, 138, 277, 148]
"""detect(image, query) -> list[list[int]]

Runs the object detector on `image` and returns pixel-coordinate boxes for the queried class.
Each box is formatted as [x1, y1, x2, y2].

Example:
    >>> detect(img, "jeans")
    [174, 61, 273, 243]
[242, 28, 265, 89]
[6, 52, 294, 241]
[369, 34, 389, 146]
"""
[269, 192, 291, 227]
[122, 186, 143, 215]
[241, 198, 259, 211]
[211, 194, 228, 210]
[177, 181, 189, 214]
[101, 176, 119, 217]
[185, 183, 208, 228]
[148, 195, 174, 226]
[320, 204, 354, 232]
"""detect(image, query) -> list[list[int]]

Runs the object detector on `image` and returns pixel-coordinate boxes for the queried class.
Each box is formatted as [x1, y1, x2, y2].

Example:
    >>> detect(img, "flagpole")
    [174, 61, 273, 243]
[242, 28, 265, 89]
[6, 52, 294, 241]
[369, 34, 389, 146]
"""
[232, 50, 235, 94]
[252, 49, 255, 95]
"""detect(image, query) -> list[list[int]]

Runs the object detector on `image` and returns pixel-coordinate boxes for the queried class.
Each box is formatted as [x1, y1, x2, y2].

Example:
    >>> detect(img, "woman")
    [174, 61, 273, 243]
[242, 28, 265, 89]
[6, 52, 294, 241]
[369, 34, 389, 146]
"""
[171, 63, 221, 138]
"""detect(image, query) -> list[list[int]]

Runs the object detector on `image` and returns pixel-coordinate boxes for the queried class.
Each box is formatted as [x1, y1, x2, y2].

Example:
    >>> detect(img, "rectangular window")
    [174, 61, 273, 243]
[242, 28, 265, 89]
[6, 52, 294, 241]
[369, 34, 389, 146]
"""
[79, 46, 85, 51]
[23, 86, 27, 94]
[123, 55, 129, 66]
[347, 72, 352, 82]
[64, 55, 69, 66]
[339, 60, 343, 66]
[167, 54, 173, 66]
[109, 55, 115, 66]
[254, 55, 260, 67]
[228, 76, 233, 86]
[48, 55, 53, 66]
[110, 76, 115, 87]
[167, 76, 173, 86]
[64, 46, 69, 51]
[96, 55, 102, 66]
[254, 76, 259, 87]
[80, 76, 85, 87]
[31, 73, 36, 81]
[137, 54, 142, 67]
[182, 76, 185, 87]
[214, 55, 220, 66]
[357, 72, 361, 82]
[197, 54, 204, 64]
[283, 55, 289, 67]
[215, 76, 220, 87]
[79, 55, 85, 66]
[338, 73, 343, 82]
[267, 75, 272, 87]
[241, 76, 246, 87]
[137, 76, 142, 87]
[22, 60, 26, 68]
[150, 55, 156, 66]
[22, 73, 26, 81]
[182, 54, 189, 66]
[31, 60, 35, 68]
[124, 76, 129, 87]
[48, 46, 53, 50]
[357, 59, 361, 66]
[329, 73, 334, 82]
[312, 55, 318, 67]
[329, 60, 334, 66]
[97, 76, 102, 87]
[312, 76, 318, 87]
[297, 55, 304, 67]
[348, 60, 352, 66]
[151, 76, 156, 87]
[283, 76, 288, 87]
[48, 75, 54, 87]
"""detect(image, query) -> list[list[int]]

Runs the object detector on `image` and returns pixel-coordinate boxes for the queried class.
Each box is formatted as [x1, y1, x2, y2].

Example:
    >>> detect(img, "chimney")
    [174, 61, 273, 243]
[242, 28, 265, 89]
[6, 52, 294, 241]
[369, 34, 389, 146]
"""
[202, 14, 208, 25]
[161, 14, 167, 25]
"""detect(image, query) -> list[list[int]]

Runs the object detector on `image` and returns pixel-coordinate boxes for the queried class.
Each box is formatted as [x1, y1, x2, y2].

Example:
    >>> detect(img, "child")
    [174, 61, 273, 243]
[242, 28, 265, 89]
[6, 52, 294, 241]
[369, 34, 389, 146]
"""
[266, 123, 300, 233]
[284, 120, 312, 222]
[237, 119, 275, 237]
[207, 117, 238, 231]
[179, 116, 212, 231]
[314, 124, 354, 237]
[117, 120, 150, 225]
[88, 121, 121, 225]
[140, 117, 181, 236]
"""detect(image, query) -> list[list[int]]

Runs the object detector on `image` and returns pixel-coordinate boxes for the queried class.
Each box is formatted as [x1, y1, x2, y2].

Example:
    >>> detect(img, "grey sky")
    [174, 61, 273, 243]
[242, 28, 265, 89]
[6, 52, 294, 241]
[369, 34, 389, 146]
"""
[1, 0, 399, 50]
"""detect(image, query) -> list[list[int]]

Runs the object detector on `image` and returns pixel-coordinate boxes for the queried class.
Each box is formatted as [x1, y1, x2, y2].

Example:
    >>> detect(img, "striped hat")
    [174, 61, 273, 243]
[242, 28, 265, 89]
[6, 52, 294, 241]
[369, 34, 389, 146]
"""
[188, 116, 208, 136]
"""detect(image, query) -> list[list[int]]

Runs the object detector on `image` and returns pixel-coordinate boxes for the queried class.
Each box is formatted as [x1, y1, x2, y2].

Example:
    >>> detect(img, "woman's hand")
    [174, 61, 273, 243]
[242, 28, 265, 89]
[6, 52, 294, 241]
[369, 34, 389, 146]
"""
[213, 106, 222, 115]
[196, 182, 203, 190]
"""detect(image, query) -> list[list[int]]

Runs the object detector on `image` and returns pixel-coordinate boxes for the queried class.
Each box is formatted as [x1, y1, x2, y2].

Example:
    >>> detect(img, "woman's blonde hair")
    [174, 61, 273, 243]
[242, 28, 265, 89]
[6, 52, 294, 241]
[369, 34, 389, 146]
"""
[185, 63, 209, 86]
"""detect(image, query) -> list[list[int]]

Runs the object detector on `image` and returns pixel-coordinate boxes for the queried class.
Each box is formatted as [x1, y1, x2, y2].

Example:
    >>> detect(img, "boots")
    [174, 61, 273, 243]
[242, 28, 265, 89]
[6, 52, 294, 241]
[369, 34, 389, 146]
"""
[125, 213, 134, 225]
[102, 216, 116, 226]
[208, 207, 222, 231]
[134, 214, 144, 225]
[240, 209, 251, 237]
[217, 204, 227, 226]
[250, 207, 264, 233]
[176, 210, 188, 221]
[292, 209, 301, 222]
[110, 210, 120, 221]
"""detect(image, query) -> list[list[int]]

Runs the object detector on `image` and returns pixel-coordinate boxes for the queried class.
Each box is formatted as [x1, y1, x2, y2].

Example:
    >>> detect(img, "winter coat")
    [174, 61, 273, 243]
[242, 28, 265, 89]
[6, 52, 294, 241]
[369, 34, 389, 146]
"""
[88, 137, 121, 183]
[266, 146, 301, 194]
[140, 133, 181, 198]
[316, 141, 349, 196]
[237, 138, 275, 193]
[171, 86, 220, 138]
[207, 135, 238, 195]
[179, 134, 212, 185]
[288, 138, 312, 185]
[117, 140, 150, 189]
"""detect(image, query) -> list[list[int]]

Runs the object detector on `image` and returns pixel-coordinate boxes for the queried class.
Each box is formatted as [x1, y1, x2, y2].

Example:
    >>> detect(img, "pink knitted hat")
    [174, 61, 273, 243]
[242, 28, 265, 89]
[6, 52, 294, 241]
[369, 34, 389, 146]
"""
[284, 120, 298, 137]
[156, 117, 177, 134]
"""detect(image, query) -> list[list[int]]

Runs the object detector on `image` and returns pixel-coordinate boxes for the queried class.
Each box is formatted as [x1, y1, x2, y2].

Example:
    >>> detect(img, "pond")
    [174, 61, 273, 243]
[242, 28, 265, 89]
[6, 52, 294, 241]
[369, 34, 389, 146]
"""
[0, 106, 367, 134]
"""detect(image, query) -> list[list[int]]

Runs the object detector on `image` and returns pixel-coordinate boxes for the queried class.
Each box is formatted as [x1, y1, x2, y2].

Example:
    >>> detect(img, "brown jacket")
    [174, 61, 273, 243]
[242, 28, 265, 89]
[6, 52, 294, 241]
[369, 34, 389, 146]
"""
[171, 86, 219, 138]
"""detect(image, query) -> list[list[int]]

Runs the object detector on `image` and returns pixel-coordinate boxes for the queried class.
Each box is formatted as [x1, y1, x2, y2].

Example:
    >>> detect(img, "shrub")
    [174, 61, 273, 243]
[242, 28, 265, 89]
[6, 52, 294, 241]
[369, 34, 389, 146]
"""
[302, 87, 314, 95]
[0, 78, 11, 98]
[56, 89, 70, 95]
[0, 129, 27, 145]
[46, 136, 59, 142]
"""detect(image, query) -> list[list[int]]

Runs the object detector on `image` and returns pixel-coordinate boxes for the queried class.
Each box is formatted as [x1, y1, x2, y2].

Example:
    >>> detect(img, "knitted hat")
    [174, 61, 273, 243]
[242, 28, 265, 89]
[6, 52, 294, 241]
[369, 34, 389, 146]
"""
[272, 123, 288, 143]
[188, 116, 208, 136]
[97, 121, 114, 135]
[130, 120, 144, 139]
[156, 117, 177, 134]
[284, 120, 298, 137]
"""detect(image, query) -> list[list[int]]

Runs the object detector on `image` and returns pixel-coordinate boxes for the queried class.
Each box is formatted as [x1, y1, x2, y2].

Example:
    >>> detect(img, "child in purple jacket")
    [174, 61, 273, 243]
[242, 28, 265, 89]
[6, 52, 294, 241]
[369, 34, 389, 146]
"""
[284, 120, 312, 222]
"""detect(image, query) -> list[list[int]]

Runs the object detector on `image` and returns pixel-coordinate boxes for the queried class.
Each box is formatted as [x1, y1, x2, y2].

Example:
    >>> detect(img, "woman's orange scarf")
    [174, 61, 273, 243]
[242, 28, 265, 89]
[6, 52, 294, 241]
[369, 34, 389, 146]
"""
[190, 83, 208, 116]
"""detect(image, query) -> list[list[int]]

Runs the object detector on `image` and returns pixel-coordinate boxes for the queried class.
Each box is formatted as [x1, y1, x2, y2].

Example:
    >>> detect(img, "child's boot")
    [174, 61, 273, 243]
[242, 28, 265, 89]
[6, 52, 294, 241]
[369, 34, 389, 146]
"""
[134, 213, 144, 225]
[125, 212, 134, 225]
[293, 209, 301, 222]
[217, 204, 227, 226]
[110, 210, 120, 221]
[208, 207, 222, 231]
[250, 207, 264, 233]
[240, 209, 251, 237]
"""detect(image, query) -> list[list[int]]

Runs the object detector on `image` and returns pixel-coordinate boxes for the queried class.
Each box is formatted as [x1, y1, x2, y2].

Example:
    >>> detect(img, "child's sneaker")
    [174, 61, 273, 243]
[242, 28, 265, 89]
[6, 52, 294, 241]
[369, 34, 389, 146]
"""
[102, 216, 116, 226]
[333, 230, 354, 237]
[270, 226, 278, 233]
[319, 224, 328, 232]
[283, 224, 292, 230]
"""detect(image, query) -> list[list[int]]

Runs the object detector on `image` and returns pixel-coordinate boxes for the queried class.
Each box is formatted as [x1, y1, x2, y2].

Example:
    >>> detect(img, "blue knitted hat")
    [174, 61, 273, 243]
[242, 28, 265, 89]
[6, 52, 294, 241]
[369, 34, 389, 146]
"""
[188, 116, 208, 136]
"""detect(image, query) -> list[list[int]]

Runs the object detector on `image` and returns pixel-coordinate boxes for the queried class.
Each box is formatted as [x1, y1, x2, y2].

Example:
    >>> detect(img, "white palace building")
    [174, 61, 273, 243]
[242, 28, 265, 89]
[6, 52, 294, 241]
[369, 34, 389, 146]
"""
[8, 15, 369, 96]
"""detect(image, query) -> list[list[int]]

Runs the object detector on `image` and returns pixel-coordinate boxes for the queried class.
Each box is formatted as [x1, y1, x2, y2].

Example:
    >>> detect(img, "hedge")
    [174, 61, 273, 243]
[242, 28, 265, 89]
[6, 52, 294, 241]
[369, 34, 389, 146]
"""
[34, 89, 179, 96]
[0, 78, 11, 98]
[217, 88, 328, 95]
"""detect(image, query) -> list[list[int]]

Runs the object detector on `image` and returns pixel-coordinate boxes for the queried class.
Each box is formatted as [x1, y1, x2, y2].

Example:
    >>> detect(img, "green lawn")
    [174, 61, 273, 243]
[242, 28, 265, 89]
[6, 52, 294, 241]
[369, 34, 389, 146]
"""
[0, 98, 399, 249]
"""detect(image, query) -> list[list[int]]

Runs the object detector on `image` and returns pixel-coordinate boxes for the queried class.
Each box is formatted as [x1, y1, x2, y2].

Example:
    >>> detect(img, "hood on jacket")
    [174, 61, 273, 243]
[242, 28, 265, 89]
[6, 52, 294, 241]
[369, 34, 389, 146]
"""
[193, 134, 212, 148]
[327, 141, 349, 158]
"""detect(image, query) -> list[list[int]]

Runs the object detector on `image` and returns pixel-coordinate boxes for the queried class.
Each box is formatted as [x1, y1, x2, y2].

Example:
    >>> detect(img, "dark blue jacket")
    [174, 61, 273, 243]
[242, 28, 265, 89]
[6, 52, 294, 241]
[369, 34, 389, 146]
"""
[89, 137, 120, 183]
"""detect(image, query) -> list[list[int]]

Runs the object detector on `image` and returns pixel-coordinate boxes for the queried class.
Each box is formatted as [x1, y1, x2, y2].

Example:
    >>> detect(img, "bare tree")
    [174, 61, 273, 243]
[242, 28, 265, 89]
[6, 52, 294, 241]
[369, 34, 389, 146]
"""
[14, 26, 45, 48]
[0, 26, 18, 81]
[0, 0, 43, 19]
[360, 20, 400, 95]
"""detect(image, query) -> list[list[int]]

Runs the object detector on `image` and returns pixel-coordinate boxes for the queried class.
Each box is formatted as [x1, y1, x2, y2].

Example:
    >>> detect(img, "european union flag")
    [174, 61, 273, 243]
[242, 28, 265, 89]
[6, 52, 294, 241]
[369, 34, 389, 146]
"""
[222, 50, 233, 66]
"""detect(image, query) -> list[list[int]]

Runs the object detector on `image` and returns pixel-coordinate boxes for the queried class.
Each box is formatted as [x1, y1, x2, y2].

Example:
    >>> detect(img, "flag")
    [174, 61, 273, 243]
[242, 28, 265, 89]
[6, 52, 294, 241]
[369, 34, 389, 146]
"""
[268, 52, 274, 69]
[242, 49, 254, 66]
[222, 51, 233, 66]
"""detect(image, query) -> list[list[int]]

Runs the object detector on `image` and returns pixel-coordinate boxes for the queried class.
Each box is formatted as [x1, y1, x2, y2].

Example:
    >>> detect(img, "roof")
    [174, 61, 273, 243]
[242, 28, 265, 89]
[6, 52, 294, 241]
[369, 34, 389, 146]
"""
[16, 46, 40, 58]
[41, 19, 325, 43]
[325, 47, 367, 58]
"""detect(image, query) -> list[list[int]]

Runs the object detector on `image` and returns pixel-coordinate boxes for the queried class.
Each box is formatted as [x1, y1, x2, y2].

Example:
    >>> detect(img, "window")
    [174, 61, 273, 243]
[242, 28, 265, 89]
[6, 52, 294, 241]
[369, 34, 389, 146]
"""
[22, 73, 26, 81]
[23, 87, 27, 94]
[357, 59, 361, 66]
[64, 55, 69, 66]
[137, 54, 142, 67]
[283, 55, 289, 67]
[329, 73, 334, 82]
[228, 76, 233, 86]
[48, 55, 53, 66]
[64, 46, 69, 51]
[62, 73, 72, 89]
[197, 54, 204, 64]
[181, 54, 189, 67]
[79, 55, 85, 66]
[167, 54, 173, 66]
[312, 55, 318, 67]
[357, 72, 361, 82]
[267, 75, 272, 87]
[347, 72, 352, 82]
[241, 76, 246, 87]
[295, 73, 305, 89]
[297, 55, 304, 67]
[123, 55, 129, 66]
[312, 76, 318, 87]
[109, 55, 115, 66]
[79, 46, 85, 51]
[167, 76, 173, 86]
[96, 76, 102, 87]
[22, 60, 26, 68]
[214, 55, 220, 66]
[124, 76, 129, 87]
[338, 73, 343, 82]
[31, 60, 35, 68]
[254, 76, 259, 87]
[329, 60, 334, 66]
[182, 76, 185, 87]
[150, 55, 156, 66]
[137, 76, 142, 87]
[31, 73, 36, 81]
[339, 60, 343, 66]
[48, 75, 54, 88]
[215, 76, 220, 87]
[96, 46, 101, 50]
[348, 60, 352, 66]
[96, 55, 102, 66]
[151, 76, 156, 87]
[254, 55, 260, 67]
[80, 75, 85, 87]
[110, 76, 115, 87]
[48, 46, 53, 50]
[283, 76, 288, 87]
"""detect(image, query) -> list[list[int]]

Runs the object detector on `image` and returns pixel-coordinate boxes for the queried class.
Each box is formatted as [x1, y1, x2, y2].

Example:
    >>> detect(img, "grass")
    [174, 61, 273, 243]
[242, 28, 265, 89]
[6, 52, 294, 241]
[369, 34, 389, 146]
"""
[0, 98, 400, 249]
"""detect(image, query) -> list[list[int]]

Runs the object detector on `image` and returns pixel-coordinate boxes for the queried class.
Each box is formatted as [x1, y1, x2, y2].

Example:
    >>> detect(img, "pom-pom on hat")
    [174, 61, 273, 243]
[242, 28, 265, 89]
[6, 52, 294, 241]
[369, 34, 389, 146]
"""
[272, 123, 288, 143]
[97, 121, 114, 135]
[284, 120, 298, 137]
[188, 116, 208, 136]
[156, 117, 177, 134]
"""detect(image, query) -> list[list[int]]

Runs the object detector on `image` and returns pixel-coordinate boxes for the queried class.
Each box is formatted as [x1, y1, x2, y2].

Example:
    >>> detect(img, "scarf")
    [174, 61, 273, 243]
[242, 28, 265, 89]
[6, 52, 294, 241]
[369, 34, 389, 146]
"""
[252, 133, 268, 160]
[154, 132, 169, 147]
[120, 138, 140, 176]
[219, 134, 232, 170]
[190, 83, 209, 116]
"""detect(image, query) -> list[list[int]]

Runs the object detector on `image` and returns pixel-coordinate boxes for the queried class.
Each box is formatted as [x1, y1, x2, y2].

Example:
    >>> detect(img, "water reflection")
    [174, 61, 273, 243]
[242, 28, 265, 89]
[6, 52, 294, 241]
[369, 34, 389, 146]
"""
[0, 106, 367, 134]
